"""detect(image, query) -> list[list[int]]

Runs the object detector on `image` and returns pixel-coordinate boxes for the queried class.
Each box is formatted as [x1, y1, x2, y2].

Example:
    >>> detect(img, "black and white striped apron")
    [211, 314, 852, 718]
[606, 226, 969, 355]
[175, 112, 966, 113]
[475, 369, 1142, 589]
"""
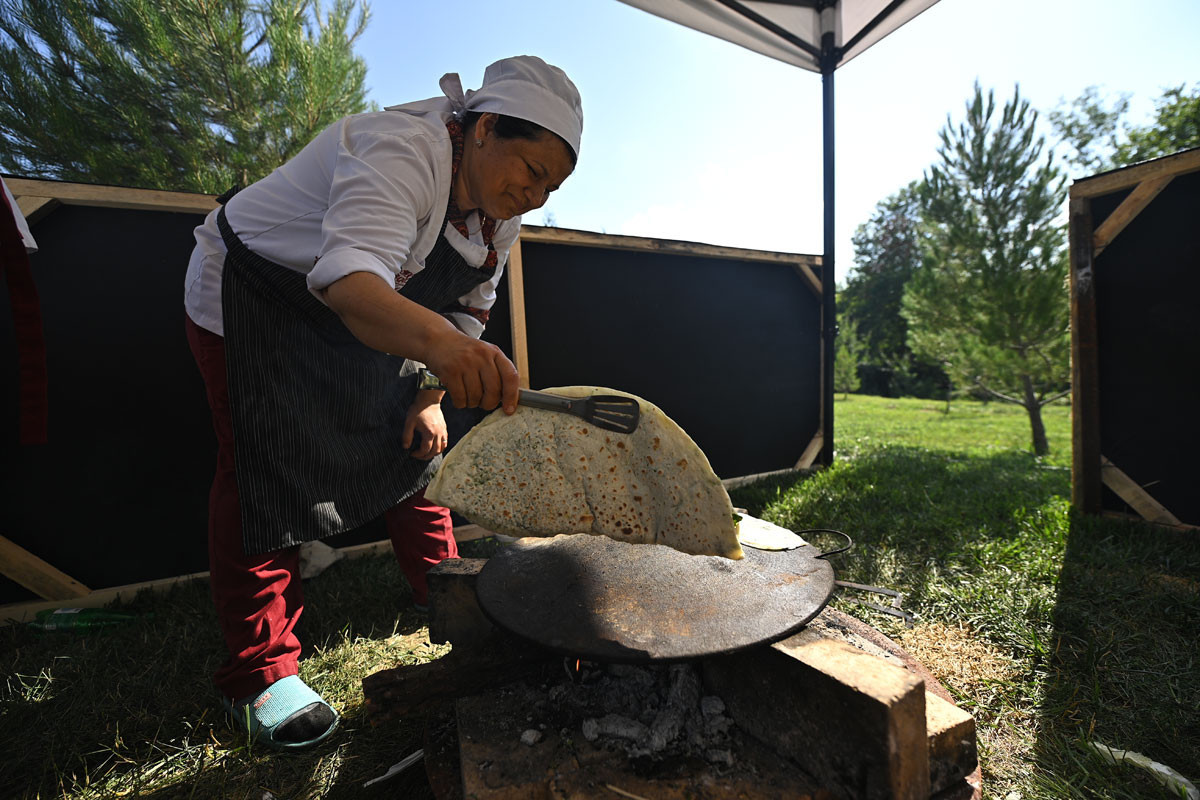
[218, 206, 495, 554]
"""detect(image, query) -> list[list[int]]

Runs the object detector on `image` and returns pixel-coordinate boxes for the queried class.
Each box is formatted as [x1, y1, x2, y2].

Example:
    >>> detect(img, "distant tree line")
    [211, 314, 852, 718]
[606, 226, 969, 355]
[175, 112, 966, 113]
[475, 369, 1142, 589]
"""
[837, 82, 1199, 454]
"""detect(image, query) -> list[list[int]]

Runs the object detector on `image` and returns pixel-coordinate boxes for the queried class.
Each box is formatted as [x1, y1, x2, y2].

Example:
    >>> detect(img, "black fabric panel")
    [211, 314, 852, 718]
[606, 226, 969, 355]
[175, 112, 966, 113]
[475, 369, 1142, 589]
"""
[518, 242, 821, 480]
[0, 205, 216, 601]
[1091, 169, 1200, 524]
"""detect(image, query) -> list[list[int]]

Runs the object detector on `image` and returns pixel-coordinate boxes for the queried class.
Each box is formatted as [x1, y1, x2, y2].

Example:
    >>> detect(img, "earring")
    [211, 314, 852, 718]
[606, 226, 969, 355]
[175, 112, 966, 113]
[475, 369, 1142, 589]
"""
[475, 138, 483, 147]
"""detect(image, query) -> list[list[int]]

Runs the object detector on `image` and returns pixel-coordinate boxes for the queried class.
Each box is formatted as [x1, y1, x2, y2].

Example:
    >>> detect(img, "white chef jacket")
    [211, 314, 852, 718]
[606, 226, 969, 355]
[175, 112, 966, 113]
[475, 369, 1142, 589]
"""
[184, 106, 520, 339]
[2, 177, 38, 253]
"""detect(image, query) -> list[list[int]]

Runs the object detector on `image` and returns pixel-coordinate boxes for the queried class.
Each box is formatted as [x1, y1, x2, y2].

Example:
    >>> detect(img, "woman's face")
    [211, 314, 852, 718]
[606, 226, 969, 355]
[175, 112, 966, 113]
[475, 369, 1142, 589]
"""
[458, 114, 575, 220]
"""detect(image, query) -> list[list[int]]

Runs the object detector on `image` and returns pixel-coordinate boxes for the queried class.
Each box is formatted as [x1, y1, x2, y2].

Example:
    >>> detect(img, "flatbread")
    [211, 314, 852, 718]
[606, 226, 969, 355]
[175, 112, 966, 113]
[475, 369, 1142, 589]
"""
[425, 386, 743, 559]
[736, 514, 807, 551]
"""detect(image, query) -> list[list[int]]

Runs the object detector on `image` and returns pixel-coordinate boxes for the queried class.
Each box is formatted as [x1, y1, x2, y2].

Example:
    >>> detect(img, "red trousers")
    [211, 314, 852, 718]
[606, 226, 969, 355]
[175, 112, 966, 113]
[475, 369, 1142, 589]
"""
[186, 315, 457, 700]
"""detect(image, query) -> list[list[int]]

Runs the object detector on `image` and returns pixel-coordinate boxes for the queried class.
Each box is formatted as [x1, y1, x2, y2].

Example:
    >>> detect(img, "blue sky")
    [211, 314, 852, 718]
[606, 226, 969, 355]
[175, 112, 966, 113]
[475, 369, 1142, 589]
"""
[354, 0, 1199, 283]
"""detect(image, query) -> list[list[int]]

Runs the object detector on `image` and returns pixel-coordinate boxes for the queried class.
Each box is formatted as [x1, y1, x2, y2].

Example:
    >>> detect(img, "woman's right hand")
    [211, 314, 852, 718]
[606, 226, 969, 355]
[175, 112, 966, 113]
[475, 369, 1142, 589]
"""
[322, 272, 519, 412]
[425, 329, 520, 413]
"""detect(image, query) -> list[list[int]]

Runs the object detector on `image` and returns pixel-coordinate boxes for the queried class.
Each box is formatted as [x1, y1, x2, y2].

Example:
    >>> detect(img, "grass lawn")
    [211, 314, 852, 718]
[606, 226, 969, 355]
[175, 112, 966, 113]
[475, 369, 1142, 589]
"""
[3, 394, 1197, 799]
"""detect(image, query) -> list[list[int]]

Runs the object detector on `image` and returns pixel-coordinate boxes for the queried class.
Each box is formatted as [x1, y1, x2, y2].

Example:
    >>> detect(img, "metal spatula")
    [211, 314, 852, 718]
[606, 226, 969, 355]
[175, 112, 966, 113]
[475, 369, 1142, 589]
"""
[417, 369, 640, 434]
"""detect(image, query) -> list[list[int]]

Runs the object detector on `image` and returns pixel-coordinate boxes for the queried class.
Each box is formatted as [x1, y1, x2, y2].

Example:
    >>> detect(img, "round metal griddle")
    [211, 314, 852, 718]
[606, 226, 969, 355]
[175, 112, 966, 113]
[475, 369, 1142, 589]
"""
[475, 534, 836, 662]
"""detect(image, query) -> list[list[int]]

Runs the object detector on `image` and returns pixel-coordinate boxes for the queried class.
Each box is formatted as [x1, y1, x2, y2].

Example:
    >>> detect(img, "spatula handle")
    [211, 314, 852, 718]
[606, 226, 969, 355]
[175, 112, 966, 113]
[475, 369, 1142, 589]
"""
[418, 369, 574, 412]
[517, 388, 574, 412]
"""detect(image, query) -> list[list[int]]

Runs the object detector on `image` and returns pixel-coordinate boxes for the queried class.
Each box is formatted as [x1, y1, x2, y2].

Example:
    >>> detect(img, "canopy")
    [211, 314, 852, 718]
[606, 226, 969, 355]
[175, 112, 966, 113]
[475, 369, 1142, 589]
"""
[617, 0, 940, 72]
[615, 0, 942, 466]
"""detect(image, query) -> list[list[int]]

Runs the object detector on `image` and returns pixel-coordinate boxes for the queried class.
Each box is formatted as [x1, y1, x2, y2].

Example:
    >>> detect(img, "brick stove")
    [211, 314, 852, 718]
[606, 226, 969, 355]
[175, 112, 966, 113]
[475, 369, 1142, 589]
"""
[363, 558, 981, 800]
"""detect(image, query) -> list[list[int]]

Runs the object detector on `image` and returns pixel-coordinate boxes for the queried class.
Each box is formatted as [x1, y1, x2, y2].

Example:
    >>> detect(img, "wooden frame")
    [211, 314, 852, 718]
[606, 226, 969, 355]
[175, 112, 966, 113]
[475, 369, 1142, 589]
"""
[1068, 148, 1200, 528]
[515, 224, 827, 473]
[1, 177, 825, 618]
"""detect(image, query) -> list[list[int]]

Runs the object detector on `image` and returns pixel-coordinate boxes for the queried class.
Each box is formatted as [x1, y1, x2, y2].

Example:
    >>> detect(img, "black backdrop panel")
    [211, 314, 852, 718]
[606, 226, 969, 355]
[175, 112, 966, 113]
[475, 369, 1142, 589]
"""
[1, 209, 817, 601]
[0, 204, 397, 603]
[1091, 170, 1200, 523]
[518, 241, 821, 480]
[0, 205, 215, 602]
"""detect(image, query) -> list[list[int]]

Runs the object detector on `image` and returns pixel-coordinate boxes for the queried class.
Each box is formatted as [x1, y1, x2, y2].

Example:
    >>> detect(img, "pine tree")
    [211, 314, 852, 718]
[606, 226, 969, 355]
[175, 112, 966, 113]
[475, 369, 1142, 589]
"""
[903, 83, 1070, 455]
[832, 315, 862, 399]
[0, 0, 371, 193]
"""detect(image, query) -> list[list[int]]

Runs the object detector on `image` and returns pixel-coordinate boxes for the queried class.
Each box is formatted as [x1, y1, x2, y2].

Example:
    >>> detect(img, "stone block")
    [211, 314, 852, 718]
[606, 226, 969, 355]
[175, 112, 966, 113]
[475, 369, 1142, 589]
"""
[926, 690, 977, 794]
[427, 558, 495, 647]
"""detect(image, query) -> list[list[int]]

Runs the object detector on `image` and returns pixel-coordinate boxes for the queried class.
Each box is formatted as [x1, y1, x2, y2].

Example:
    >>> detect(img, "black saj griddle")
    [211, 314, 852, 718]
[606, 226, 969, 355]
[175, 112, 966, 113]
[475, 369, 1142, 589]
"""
[475, 533, 836, 663]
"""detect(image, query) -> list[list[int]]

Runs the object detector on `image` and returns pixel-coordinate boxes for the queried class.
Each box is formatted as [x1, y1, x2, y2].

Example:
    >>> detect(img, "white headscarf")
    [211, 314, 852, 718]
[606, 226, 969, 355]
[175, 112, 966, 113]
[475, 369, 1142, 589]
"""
[391, 56, 583, 159]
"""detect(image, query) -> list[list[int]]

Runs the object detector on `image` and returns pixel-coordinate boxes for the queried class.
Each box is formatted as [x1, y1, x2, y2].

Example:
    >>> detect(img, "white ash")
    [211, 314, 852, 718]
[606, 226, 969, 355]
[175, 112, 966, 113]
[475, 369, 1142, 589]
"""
[520, 729, 544, 746]
[538, 661, 737, 767]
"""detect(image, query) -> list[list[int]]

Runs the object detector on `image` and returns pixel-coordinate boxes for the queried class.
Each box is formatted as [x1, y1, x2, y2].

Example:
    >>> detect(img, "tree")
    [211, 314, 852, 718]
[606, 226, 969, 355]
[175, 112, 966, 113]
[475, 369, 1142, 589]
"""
[840, 182, 946, 399]
[1049, 83, 1200, 173]
[0, 0, 371, 193]
[832, 315, 862, 399]
[904, 83, 1070, 455]
[1045, 85, 1129, 174]
[1115, 83, 1200, 165]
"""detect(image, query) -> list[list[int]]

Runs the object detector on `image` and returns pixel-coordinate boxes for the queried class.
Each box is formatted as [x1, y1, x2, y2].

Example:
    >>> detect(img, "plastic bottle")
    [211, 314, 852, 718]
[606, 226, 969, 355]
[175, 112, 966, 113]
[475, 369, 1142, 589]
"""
[27, 607, 138, 631]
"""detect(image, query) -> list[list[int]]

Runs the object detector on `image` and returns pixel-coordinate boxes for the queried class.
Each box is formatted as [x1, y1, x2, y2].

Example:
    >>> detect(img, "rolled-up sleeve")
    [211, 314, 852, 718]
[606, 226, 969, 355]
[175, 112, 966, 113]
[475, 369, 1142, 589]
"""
[306, 125, 442, 298]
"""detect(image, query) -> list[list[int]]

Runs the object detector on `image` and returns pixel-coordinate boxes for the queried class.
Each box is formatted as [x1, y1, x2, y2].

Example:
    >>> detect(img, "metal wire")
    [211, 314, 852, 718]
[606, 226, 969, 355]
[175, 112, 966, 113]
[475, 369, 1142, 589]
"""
[800, 528, 853, 559]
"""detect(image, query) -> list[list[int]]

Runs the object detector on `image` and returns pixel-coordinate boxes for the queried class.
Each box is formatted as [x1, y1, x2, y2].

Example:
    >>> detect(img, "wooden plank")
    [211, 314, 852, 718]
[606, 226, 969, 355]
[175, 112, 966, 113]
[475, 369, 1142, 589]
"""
[721, 467, 806, 491]
[0, 535, 91, 601]
[1100, 455, 1183, 526]
[1100, 510, 1200, 533]
[1092, 174, 1173, 256]
[1070, 147, 1200, 199]
[0, 524, 497, 625]
[15, 195, 58, 224]
[794, 429, 824, 470]
[506, 237, 531, 389]
[1069, 197, 1102, 514]
[705, 637, 931, 800]
[518, 224, 821, 267]
[794, 262, 823, 298]
[4, 177, 217, 215]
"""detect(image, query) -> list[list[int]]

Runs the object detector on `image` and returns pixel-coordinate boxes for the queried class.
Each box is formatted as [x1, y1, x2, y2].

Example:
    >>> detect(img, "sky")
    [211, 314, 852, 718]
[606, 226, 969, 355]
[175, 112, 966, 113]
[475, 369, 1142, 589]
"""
[353, 0, 1199, 284]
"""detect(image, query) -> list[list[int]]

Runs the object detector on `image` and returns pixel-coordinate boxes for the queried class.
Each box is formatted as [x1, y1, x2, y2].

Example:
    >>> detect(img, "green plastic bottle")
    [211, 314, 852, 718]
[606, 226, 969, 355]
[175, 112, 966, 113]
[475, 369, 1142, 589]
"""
[28, 608, 138, 631]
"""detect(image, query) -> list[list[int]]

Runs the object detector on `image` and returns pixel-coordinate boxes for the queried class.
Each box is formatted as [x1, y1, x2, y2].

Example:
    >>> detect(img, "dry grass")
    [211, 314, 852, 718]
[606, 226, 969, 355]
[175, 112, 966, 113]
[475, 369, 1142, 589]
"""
[898, 622, 1020, 699]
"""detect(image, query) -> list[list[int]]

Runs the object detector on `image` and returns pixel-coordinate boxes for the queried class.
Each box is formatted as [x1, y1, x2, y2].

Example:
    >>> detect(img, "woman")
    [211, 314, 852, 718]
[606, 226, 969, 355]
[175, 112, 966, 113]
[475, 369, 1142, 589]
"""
[184, 55, 581, 750]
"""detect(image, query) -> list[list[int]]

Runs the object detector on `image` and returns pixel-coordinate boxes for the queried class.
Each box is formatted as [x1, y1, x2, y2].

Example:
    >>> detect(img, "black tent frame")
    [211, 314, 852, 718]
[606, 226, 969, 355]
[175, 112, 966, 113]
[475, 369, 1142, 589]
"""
[689, 0, 924, 465]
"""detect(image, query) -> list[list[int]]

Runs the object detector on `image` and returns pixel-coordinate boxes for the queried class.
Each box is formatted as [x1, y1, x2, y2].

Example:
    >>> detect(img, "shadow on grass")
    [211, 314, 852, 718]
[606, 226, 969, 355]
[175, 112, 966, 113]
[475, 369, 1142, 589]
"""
[729, 445, 1072, 637]
[1030, 514, 1200, 798]
[730, 447, 1200, 797]
[0, 550, 433, 799]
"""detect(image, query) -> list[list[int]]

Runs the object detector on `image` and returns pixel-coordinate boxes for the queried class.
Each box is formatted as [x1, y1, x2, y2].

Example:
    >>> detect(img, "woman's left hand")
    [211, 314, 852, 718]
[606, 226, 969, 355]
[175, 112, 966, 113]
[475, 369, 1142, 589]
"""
[404, 389, 448, 460]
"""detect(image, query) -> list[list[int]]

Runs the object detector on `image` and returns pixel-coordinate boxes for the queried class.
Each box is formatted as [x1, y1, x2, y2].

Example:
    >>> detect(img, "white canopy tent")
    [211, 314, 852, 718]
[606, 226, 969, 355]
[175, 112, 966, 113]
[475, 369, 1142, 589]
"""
[617, 0, 941, 465]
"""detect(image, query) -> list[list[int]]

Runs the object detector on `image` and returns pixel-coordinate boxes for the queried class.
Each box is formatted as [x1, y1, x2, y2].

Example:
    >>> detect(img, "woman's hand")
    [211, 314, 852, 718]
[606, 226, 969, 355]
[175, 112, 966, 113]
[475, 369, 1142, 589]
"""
[322, 272, 519, 413]
[424, 327, 520, 413]
[403, 389, 449, 460]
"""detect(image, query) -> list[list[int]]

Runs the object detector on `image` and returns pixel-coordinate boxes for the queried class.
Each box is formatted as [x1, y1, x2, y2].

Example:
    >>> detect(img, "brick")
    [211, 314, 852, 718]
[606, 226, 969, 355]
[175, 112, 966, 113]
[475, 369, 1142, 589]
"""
[426, 557, 495, 647]
[926, 691, 977, 794]
[703, 637, 930, 800]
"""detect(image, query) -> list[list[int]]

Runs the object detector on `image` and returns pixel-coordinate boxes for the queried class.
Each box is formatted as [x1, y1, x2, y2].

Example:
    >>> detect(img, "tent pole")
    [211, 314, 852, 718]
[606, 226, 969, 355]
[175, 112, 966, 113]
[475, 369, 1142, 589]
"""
[820, 31, 836, 467]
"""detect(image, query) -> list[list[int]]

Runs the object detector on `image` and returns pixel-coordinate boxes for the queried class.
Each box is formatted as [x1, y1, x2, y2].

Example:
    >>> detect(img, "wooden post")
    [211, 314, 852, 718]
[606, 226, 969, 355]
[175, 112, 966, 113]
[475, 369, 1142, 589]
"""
[1069, 196, 1101, 514]
[507, 236, 531, 389]
[0, 535, 91, 600]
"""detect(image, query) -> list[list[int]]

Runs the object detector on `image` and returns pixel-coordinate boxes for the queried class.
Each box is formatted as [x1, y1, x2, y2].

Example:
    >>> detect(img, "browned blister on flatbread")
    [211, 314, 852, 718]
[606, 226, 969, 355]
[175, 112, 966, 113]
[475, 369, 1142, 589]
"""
[425, 386, 743, 559]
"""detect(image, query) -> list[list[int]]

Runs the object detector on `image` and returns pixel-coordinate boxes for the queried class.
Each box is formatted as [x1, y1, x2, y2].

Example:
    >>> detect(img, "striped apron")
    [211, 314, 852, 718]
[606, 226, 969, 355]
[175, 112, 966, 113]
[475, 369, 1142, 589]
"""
[217, 206, 495, 554]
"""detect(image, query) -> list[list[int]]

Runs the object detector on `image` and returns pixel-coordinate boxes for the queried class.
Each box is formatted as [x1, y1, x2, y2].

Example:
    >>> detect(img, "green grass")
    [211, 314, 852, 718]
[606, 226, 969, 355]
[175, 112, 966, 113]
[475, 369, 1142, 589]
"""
[2, 394, 1197, 799]
[731, 396, 1199, 798]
